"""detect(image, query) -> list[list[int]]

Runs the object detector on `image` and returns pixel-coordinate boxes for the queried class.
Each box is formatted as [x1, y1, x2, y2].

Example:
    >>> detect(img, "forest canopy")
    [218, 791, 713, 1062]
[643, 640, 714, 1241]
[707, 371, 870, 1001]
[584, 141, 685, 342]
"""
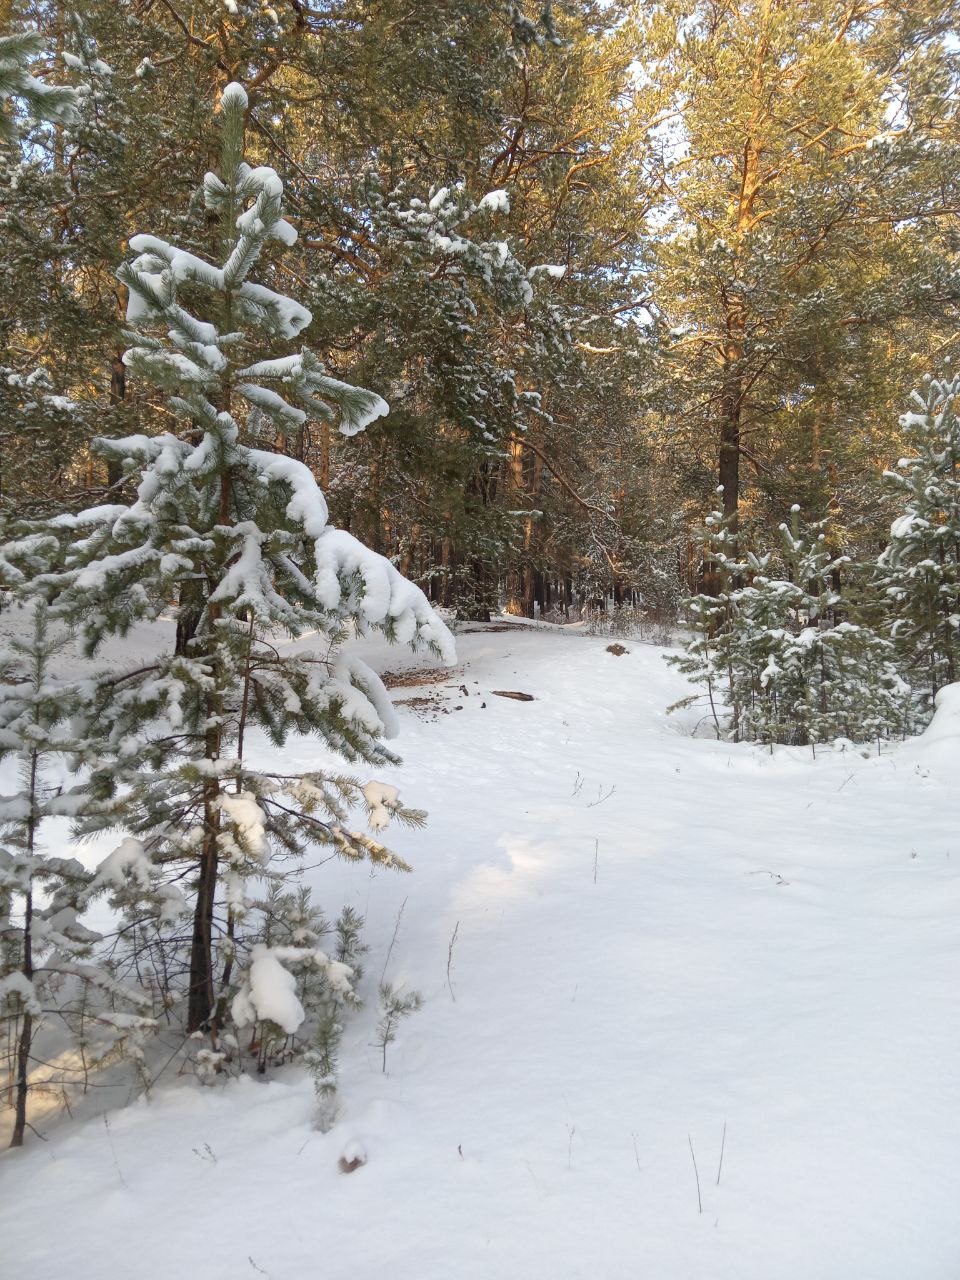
[1, 0, 953, 624]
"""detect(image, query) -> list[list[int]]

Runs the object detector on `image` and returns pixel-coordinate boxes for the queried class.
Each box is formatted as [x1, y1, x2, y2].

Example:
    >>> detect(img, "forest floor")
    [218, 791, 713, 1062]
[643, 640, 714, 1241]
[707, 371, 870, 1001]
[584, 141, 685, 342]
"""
[3, 620, 960, 1279]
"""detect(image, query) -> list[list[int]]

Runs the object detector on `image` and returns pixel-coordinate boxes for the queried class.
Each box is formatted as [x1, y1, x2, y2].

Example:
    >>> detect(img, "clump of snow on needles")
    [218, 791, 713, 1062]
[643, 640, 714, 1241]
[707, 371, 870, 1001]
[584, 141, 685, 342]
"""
[232, 946, 306, 1034]
[232, 946, 354, 1035]
[362, 780, 400, 831]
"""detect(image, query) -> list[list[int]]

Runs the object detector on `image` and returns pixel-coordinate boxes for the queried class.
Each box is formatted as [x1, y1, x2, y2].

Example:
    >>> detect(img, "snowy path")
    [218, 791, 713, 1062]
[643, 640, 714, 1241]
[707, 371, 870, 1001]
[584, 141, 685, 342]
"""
[4, 625, 960, 1278]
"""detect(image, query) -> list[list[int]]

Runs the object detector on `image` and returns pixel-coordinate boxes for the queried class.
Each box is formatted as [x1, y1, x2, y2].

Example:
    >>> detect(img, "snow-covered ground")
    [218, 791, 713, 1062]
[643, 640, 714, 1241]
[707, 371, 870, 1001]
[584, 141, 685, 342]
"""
[4, 623, 960, 1278]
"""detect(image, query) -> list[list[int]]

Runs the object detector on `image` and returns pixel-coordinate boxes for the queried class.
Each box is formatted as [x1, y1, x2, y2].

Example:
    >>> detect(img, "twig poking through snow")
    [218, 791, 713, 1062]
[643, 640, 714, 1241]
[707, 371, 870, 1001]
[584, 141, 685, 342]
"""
[567, 1123, 576, 1170]
[593, 839, 599, 885]
[716, 1121, 726, 1186]
[379, 896, 408, 984]
[688, 1134, 702, 1214]
[103, 1113, 126, 1187]
[587, 783, 616, 808]
[632, 1132, 641, 1173]
[446, 920, 460, 1002]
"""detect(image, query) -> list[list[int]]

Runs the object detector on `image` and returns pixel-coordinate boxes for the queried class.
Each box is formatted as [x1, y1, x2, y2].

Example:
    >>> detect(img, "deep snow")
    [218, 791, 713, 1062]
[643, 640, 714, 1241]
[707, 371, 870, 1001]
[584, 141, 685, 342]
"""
[3, 623, 960, 1279]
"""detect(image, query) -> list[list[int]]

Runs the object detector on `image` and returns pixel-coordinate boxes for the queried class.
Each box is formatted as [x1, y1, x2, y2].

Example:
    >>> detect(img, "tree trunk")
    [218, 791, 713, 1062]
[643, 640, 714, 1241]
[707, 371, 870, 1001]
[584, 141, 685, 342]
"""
[717, 3, 770, 533]
[399, 523, 421, 579]
[9, 889, 32, 1149]
[439, 537, 452, 608]
[187, 820, 219, 1032]
[10, 750, 39, 1148]
[105, 349, 126, 487]
[522, 562, 536, 617]
[319, 423, 330, 489]
[718, 369, 742, 529]
[188, 682, 226, 1030]
[504, 438, 527, 615]
[175, 577, 204, 656]
[187, 472, 232, 1031]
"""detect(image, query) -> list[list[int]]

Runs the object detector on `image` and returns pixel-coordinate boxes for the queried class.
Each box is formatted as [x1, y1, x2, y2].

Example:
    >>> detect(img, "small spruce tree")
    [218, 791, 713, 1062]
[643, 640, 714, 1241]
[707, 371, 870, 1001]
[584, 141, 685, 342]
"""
[671, 504, 910, 746]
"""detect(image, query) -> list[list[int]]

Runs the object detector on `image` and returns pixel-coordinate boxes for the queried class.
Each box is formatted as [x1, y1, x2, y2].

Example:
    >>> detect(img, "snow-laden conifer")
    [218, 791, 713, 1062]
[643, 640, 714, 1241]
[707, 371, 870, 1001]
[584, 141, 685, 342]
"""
[878, 374, 960, 712]
[671, 502, 910, 746]
[4, 81, 453, 1040]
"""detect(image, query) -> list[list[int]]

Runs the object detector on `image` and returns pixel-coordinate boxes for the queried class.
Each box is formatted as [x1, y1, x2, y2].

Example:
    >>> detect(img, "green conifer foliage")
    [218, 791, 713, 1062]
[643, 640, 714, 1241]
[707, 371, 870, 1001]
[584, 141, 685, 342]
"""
[879, 375, 960, 711]
[0, 28, 78, 141]
[4, 82, 453, 1037]
[0, 603, 151, 1147]
[671, 502, 911, 746]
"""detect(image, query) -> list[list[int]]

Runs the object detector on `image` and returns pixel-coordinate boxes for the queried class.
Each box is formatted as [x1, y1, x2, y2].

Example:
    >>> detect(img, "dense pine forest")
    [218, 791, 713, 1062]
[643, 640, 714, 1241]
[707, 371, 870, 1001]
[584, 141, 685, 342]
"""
[3, 1, 956, 619]
[1, 5, 960, 1277]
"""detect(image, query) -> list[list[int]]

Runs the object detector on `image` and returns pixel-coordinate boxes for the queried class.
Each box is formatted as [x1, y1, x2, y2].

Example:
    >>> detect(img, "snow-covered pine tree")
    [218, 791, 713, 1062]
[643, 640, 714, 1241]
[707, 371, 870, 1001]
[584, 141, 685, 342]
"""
[0, 603, 150, 1147]
[671, 504, 910, 746]
[878, 374, 960, 713]
[302, 900, 367, 1128]
[761, 510, 911, 747]
[6, 81, 454, 1040]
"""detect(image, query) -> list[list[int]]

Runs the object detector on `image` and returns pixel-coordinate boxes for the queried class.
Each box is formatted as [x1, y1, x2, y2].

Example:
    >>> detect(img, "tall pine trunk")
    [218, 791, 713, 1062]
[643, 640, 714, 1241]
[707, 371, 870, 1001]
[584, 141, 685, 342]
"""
[187, 811, 219, 1031]
[10, 749, 39, 1148]
[186, 472, 231, 1032]
[717, 3, 769, 543]
[9, 890, 32, 1148]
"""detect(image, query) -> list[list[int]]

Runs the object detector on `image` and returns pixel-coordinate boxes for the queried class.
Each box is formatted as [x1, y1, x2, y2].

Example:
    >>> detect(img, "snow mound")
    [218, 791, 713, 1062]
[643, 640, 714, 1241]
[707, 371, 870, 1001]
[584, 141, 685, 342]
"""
[915, 683, 960, 749]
